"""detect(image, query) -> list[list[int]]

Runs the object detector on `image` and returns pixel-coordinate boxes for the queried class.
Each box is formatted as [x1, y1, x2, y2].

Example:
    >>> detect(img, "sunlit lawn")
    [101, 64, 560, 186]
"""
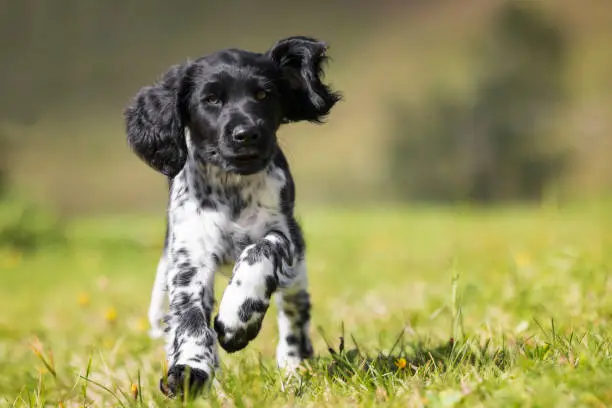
[1, 203, 611, 407]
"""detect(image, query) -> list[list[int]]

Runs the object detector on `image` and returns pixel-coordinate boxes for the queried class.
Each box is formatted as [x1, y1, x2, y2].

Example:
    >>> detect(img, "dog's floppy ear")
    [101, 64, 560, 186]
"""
[124, 63, 192, 178]
[266, 36, 342, 123]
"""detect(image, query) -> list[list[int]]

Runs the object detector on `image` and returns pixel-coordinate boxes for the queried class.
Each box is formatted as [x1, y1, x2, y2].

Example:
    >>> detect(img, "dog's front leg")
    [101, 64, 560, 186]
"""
[161, 230, 219, 397]
[214, 230, 294, 353]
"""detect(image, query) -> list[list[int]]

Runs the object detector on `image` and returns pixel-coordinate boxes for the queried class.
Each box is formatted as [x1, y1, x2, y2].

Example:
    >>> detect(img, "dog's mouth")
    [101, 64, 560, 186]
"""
[231, 153, 259, 164]
[224, 153, 269, 175]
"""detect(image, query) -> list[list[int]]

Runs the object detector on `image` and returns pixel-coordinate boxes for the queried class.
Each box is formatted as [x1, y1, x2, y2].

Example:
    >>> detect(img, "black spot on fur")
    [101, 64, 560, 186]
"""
[195, 331, 216, 348]
[177, 306, 206, 336]
[175, 248, 189, 258]
[238, 298, 268, 323]
[236, 235, 253, 251]
[264, 274, 278, 298]
[242, 240, 276, 266]
[281, 290, 314, 359]
[171, 334, 184, 363]
[239, 231, 293, 282]
[220, 230, 233, 251]
[300, 331, 314, 358]
[242, 245, 261, 265]
[173, 266, 197, 287]
[284, 290, 311, 326]
[171, 292, 192, 311]
[200, 195, 218, 210]
[198, 287, 214, 324]
[228, 191, 247, 219]
[212, 318, 226, 337]
[191, 353, 205, 363]
[300, 335, 314, 359]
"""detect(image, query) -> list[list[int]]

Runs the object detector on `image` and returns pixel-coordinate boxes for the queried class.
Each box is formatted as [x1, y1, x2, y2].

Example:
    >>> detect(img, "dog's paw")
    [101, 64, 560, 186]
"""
[214, 299, 268, 353]
[160, 364, 210, 398]
[213, 306, 266, 353]
[276, 347, 303, 372]
[276, 333, 313, 371]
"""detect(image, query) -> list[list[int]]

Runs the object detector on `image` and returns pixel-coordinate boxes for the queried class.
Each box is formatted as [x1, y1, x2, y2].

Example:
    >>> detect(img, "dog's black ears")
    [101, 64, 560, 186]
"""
[266, 36, 342, 123]
[124, 63, 192, 178]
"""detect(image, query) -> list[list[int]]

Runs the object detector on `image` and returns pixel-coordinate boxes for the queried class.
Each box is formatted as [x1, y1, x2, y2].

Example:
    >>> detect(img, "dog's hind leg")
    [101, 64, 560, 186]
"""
[148, 248, 168, 339]
[275, 260, 313, 371]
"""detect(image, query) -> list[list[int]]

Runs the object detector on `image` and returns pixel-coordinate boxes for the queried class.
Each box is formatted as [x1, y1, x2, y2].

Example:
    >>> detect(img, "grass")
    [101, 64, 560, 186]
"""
[0, 203, 611, 407]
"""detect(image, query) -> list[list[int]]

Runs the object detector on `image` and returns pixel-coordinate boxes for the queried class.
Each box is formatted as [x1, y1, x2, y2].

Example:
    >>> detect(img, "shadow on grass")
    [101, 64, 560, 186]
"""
[304, 326, 511, 389]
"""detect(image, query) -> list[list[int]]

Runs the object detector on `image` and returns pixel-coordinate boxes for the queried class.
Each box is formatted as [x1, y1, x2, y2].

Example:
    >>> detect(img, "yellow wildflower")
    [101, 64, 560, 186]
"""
[104, 307, 118, 323]
[77, 293, 90, 307]
[514, 252, 531, 267]
[131, 383, 139, 400]
[136, 317, 148, 333]
[395, 357, 407, 369]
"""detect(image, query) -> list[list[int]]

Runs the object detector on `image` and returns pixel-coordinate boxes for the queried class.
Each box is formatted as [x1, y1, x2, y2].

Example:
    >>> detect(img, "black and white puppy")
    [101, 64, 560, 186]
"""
[124, 36, 340, 396]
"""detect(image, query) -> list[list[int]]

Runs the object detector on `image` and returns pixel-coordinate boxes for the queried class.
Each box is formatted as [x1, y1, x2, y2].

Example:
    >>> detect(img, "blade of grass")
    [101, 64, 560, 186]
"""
[82, 351, 93, 406]
[137, 369, 143, 406]
[79, 375, 127, 408]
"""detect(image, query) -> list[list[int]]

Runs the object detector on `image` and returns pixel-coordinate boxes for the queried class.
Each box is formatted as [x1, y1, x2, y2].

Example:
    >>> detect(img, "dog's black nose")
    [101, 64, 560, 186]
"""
[231, 126, 260, 145]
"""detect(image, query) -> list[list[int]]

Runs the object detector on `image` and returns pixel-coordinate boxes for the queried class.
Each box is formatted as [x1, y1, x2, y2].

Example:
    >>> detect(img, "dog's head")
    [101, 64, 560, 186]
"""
[125, 36, 341, 177]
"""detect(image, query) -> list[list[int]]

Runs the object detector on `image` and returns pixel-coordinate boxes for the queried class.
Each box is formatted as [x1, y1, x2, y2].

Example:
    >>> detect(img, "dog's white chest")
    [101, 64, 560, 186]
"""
[232, 173, 285, 240]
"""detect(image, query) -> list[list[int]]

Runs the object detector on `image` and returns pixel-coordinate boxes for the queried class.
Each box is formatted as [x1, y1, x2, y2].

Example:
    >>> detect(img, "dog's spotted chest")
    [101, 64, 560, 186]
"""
[228, 177, 285, 254]
[178, 161, 287, 260]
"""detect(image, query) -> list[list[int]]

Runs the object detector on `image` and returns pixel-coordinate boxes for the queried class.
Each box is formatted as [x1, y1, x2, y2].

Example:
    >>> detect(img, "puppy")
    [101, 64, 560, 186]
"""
[124, 36, 340, 396]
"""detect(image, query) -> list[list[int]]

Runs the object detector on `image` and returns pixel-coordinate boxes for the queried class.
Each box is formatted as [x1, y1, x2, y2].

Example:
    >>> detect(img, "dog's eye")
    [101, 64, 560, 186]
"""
[204, 94, 221, 105]
[255, 90, 268, 101]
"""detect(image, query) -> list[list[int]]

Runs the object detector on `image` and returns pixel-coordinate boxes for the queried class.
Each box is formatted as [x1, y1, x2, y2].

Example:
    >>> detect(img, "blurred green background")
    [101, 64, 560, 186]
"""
[1, 0, 611, 214]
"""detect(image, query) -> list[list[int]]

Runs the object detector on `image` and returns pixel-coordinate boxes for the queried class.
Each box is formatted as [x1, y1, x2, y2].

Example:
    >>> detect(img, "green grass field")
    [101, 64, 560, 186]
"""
[1, 203, 611, 407]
